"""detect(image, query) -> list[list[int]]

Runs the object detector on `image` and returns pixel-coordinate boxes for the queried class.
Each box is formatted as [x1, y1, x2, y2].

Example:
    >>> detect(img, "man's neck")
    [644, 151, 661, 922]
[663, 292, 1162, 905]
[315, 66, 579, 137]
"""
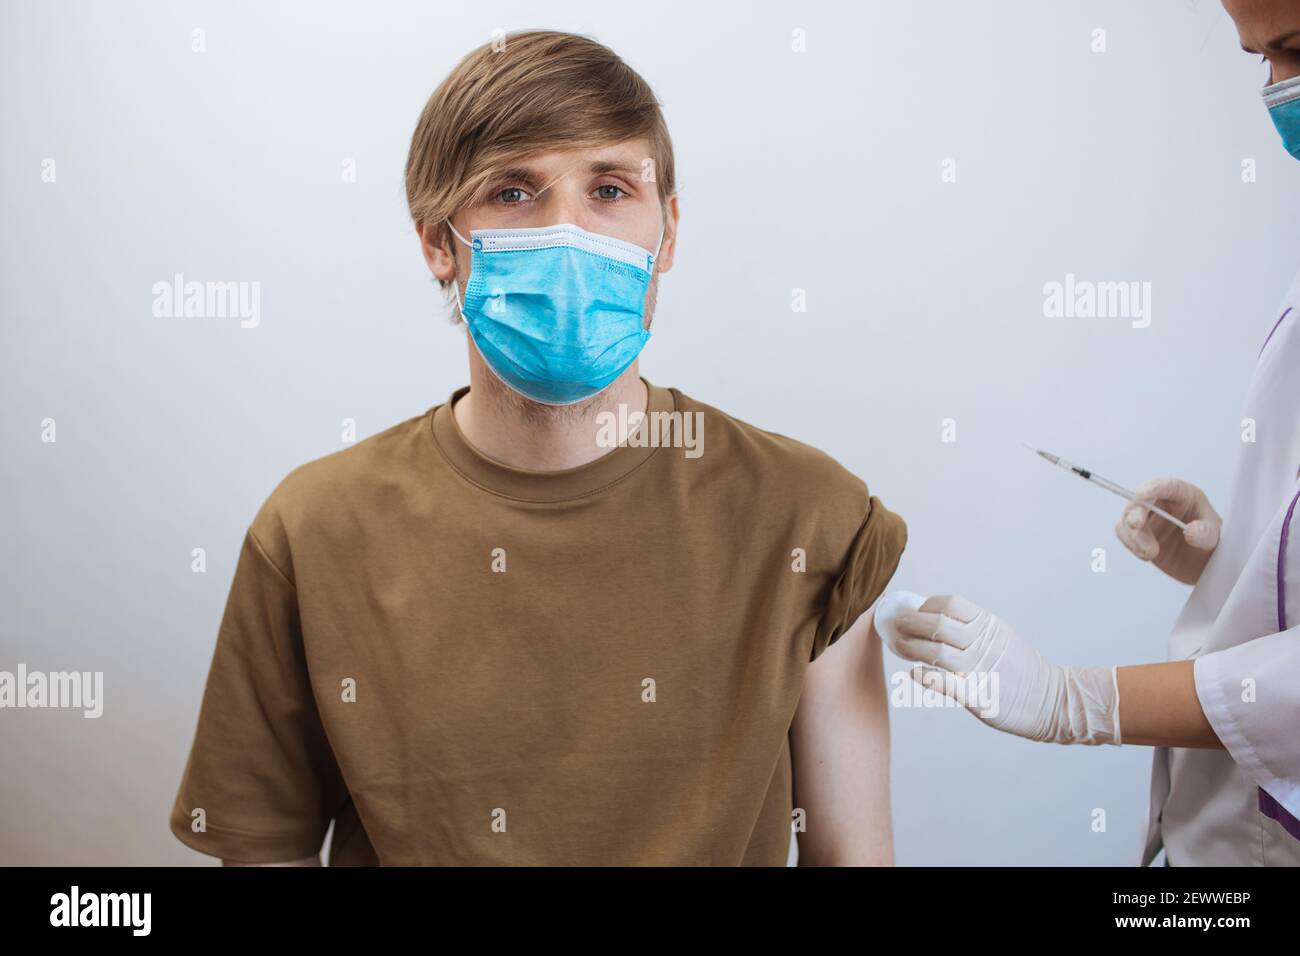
[452, 364, 649, 471]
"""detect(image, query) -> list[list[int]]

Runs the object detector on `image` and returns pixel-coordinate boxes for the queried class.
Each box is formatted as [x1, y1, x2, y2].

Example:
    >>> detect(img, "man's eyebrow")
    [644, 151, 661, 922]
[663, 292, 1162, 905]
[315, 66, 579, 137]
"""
[489, 166, 542, 184]
[587, 160, 641, 176]
[480, 160, 641, 197]
[475, 165, 554, 200]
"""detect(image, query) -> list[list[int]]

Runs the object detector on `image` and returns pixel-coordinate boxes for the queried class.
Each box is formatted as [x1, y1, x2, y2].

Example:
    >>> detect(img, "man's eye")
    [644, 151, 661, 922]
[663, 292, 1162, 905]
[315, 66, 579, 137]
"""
[594, 184, 626, 201]
[496, 187, 530, 204]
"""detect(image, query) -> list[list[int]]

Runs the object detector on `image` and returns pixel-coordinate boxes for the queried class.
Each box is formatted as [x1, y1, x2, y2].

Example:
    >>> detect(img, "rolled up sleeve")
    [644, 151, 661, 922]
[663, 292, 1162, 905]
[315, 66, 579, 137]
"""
[1193, 625, 1300, 820]
[810, 495, 908, 662]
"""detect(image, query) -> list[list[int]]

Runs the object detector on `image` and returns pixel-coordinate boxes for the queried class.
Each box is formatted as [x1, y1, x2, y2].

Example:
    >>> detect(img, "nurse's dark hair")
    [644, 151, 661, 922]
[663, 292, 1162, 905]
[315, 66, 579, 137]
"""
[405, 30, 677, 290]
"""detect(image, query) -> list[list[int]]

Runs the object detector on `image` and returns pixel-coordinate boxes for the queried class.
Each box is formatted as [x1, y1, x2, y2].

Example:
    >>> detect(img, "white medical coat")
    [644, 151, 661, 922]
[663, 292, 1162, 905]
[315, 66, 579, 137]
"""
[1141, 268, 1300, 866]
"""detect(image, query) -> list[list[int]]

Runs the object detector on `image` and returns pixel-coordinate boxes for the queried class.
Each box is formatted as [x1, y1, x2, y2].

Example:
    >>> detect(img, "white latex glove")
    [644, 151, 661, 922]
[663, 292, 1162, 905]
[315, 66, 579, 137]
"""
[876, 592, 1122, 746]
[1114, 478, 1221, 585]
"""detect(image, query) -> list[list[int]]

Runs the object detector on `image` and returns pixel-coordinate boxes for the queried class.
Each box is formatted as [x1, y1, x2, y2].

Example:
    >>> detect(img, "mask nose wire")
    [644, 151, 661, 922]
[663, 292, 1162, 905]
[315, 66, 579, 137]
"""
[445, 218, 664, 309]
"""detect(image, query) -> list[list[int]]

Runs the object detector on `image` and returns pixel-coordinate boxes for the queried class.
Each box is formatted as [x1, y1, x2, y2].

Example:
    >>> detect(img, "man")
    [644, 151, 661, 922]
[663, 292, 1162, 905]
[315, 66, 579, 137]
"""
[169, 30, 907, 866]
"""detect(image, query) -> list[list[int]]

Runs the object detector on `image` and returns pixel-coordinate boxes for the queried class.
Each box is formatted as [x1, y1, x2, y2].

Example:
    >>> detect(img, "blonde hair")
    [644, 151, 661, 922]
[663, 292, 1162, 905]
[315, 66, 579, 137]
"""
[404, 30, 676, 290]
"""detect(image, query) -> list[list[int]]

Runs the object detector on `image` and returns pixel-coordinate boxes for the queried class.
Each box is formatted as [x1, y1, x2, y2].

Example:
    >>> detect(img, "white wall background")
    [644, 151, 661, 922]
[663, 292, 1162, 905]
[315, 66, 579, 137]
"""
[2, 0, 1298, 865]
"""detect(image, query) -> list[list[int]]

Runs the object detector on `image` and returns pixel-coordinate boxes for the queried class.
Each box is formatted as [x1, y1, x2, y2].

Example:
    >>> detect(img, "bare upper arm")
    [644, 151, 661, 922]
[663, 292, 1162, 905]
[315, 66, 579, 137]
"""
[790, 605, 894, 866]
[222, 855, 321, 867]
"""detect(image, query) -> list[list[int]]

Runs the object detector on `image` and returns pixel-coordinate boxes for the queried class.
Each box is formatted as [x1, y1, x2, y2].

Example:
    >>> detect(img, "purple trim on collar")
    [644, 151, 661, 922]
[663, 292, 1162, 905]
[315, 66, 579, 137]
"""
[1278, 486, 1300, 633]
[1259, 788, 1300, 842]
[1260, 307, 1293, 358]
[1262, 486, 1300, 843]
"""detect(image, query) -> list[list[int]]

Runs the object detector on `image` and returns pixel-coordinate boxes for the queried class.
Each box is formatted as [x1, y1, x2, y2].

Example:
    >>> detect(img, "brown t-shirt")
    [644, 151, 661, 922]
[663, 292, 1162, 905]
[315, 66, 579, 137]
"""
[169, 379, 907, 865]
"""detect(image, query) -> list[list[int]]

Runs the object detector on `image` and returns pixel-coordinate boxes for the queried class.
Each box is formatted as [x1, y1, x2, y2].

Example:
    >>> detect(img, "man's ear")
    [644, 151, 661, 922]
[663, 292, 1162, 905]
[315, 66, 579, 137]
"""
[655, 193, 681, 275]
[418, 221, 458, 282]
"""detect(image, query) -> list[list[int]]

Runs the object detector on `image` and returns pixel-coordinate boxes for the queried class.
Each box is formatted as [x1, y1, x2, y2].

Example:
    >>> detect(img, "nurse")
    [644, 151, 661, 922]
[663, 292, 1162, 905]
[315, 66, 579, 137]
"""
[881, 0, 1300, 866]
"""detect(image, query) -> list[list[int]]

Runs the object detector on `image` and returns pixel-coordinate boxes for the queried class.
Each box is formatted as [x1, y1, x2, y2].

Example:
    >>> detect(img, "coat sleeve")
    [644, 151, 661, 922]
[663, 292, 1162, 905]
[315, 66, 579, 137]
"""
[1193, 625, 1300, 820]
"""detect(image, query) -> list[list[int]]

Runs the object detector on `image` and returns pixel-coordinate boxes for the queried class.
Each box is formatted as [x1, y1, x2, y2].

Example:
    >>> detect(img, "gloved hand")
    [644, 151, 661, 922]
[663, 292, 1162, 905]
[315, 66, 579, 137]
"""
[1114, 478, 1221, 585]
[879, 593, 1122, 746]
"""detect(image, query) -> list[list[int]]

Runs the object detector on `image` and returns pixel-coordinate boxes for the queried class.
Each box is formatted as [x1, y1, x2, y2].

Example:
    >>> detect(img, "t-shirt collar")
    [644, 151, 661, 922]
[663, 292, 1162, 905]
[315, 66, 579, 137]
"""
[429, 377, 676, 502]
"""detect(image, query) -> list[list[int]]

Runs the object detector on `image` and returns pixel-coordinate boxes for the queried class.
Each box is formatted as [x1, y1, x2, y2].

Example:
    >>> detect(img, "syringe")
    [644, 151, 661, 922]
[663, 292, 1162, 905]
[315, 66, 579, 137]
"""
[1024, 445, 1190, 531]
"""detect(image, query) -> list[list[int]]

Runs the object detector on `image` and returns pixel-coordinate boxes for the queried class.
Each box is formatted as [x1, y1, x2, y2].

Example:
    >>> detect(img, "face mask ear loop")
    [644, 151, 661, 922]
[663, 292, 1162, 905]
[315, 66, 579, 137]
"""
[444, 218, 474, 324]
[449, 275, 470, 325]
[650, 222, 667, 271]
[446, 218, 473, 248]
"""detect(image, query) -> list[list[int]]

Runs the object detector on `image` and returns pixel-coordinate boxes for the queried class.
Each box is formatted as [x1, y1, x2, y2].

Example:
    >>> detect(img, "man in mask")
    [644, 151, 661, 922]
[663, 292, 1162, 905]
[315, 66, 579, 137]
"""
[168, 29, 908, 866]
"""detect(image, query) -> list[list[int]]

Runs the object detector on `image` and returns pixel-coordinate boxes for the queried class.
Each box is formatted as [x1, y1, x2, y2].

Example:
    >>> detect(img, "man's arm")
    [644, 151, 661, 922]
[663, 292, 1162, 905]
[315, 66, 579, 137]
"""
[790, 606, 893, 866]
[223, 856, 320, 867]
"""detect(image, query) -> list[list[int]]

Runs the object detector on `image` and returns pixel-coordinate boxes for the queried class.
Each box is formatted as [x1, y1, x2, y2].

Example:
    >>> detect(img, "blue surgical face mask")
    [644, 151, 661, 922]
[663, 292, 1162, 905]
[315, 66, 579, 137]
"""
[447, 220, 664, 406]
[1263, 73, 1300, 161]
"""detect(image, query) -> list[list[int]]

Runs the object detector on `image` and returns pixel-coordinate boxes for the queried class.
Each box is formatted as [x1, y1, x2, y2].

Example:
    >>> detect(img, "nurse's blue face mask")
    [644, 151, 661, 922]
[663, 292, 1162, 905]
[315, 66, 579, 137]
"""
[446, 220, 665, 406]
[1262, 73, 1300, 161]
